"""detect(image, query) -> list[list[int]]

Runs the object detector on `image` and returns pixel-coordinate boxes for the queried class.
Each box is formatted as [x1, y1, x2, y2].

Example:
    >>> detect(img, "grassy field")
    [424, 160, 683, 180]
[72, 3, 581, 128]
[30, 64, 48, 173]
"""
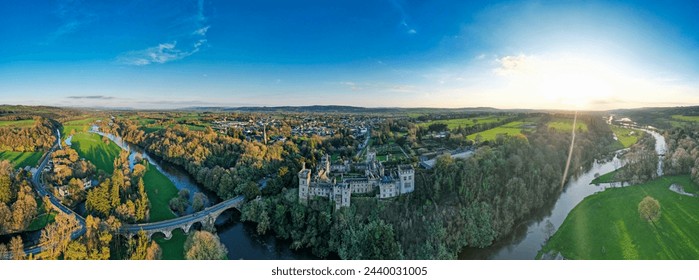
[153, 229, 187, 260]
[418, 116, 503, 130]
[26, 198, 56, 232]
[466, 121, 531, 141]
[0, 151, 43, 168]
[671, 115, 699, 123]
[539, 175, 699, 259]
[70, 133, 121, 174]
[547, 118, 588, 132]
[61, 118, 101, 138]
[611, 126, 643, 148]
[0, 119, 36, 128]
[27, 212, 56, 232]
[142, 164, 178, 222]
[591, 168, 625, 184]
[142, 163, 183, 259]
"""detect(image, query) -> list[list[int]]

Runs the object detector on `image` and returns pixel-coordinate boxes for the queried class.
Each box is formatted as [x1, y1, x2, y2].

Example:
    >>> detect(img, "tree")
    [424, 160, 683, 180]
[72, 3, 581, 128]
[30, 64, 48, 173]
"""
[85, 215, 111, 260]
[638, 196, 661, 224]
[64, 241, 88, 260]
[129, 230, 160, 260]
[192, 192, 208, 212]
[132, 164, 147, 178]
[184, 230, 228, 260]
[0, 243, 8, 260]
[39, 212, 80, 259]
[0, 175, 12, 204]
[0, 202, 11, 234]
[10, 185, 37, 231]
[544, 220, 555, 241]
[86, 181, 112, 217]
[145, 241, 162, 260]
[10, 236, 25, 260]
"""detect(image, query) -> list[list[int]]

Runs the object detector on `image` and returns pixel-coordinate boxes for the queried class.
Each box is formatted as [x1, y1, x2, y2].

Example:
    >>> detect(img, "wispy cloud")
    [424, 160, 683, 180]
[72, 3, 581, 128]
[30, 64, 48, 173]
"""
[117, 42, 198, 66]
[66, 95, 115, 100]
[47, 0, 97, 41]
[389, 0, 416, 35]
[117, 0, 209, 66]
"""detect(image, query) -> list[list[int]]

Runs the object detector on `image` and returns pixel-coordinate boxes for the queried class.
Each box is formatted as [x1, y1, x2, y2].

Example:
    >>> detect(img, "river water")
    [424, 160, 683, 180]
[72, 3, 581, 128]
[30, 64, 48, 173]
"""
[91, 128, 313, 260]
[459, 129, 666, 259]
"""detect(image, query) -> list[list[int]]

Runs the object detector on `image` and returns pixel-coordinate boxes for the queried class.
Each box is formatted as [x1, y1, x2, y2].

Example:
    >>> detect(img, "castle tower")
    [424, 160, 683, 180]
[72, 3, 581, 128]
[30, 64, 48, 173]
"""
[366, 150, 376, 163]
[322, 154, 330, 175]
[298, 162, 311, 205]
[398, 165, 415, 194]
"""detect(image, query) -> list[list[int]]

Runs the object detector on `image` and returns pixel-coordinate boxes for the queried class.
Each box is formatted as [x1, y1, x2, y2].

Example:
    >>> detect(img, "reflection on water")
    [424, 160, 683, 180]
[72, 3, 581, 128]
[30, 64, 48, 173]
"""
[215, 211, 319, 260]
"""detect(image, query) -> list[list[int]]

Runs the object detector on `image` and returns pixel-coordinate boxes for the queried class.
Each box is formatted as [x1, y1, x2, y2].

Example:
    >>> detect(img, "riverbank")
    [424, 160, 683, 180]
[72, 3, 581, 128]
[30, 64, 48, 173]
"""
[538, 175, 699, 259]
[72, 131, 186, 259]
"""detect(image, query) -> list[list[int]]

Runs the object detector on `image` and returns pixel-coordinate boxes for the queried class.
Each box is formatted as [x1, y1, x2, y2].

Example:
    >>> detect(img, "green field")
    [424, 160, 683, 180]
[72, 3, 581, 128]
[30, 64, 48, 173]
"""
[547, 118, 588, 132]
[591, 168, 625, 184]
[466, 121, 531, 141]
[419, 116, 503, 130]
[142, 163, 182, 259]
[539, 175, 699, 259]
[153, 229, 187, 260]
[26, 198, 56, 232]
[671, 115, 699, 123]
[142, 165, 178, 222]
[611, 126, 643, 148]
[0, 151, 43, 168]
[61, 118, 101, 138]
[0, 119, 36, 128]
[70, 133, 121, 174]
[26, 212, 56, 232]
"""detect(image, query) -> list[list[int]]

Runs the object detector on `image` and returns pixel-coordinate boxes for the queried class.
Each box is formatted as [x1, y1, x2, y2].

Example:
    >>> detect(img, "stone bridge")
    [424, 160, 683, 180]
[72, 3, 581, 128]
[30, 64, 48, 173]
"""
[118, 195, 245, 240]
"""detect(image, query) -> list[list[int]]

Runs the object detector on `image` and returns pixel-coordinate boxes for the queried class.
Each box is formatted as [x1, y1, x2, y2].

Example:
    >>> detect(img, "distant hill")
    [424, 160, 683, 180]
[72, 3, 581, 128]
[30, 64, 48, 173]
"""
[181, 105, 504, 114]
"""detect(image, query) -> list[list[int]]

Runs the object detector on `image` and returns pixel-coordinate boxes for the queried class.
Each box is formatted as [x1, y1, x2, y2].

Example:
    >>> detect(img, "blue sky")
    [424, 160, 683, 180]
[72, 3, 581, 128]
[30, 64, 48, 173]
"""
[1, 0, 698, 109]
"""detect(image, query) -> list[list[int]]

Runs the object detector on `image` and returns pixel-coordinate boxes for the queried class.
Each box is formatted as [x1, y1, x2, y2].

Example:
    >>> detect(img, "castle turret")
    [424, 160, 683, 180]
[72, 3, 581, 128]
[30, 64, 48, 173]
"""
[298, 163, 312, 205]
[397, 164, 415, 194]
[366, 150, 376, 163]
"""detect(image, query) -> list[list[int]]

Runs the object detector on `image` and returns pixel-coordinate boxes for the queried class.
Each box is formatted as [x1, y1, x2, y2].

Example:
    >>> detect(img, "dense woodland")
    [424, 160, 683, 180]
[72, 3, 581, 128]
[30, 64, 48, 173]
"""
[0, 161, 38, 235]
[109, 118, 303, 200]
[84, 151, 150, 223]
[240, 114, 622, 259]
[606, 133, 658, 184]
[662, 126, 699, 184]
[0, 118, 56, 152]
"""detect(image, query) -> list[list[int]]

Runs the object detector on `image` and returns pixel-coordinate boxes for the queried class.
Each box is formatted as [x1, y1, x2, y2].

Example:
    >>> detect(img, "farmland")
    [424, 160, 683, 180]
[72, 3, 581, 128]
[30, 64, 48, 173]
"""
[539, 176, 699, 259]
[466, 121, 532, 141]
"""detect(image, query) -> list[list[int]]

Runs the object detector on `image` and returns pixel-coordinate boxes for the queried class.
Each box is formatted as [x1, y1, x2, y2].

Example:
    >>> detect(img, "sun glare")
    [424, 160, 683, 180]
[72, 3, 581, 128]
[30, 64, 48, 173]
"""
[497, 54, 621, 109]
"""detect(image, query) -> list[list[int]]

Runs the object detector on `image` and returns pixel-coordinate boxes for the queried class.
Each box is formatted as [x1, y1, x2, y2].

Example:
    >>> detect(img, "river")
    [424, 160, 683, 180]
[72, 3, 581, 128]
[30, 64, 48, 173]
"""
[459, 129, 666, 259]
[90, 127, 313, 260]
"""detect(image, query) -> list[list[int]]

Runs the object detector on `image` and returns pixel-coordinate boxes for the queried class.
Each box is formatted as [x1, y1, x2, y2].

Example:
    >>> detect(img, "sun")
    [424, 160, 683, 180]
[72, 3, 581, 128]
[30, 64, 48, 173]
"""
[535, 57, 615, 109]
[497, 54, 617, 110]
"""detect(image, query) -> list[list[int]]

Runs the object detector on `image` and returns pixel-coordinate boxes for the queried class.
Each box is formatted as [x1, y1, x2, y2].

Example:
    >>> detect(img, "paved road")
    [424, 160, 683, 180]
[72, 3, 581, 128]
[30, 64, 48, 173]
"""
[355, 129, 371, 159]
[22, 131, 87, 256]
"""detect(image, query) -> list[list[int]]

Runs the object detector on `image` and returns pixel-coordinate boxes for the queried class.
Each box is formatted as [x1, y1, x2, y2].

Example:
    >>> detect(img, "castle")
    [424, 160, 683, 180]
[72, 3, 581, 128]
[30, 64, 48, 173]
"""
[298, 151, 415, 209]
